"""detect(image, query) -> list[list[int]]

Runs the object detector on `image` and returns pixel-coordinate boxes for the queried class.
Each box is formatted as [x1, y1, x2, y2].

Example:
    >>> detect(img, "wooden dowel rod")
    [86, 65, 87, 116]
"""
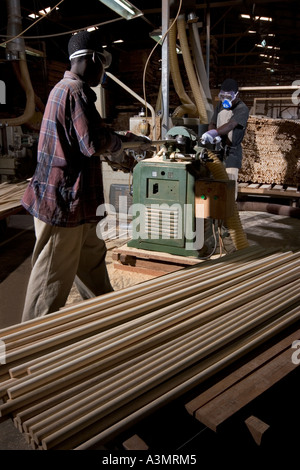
[3, 269, 298, 418]
[2, 248, 281, 349]
[14, 280, 300, 436]
[5, 252, 300, 376]
[24, 281, 293, 434]
[0, 246, 270, 339]
[5, 264, 300, 400]
[41, 304, 300, 450]
[25, 268, 300, 378]
[17, 279, 294, 430]
[15, 252, 288, 377]
[72, 307, 300, 451]
[27, 285, 299, 442]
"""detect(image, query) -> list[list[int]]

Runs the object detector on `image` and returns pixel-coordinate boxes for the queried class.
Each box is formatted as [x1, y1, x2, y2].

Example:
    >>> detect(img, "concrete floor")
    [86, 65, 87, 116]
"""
[0, 209, 300, 451]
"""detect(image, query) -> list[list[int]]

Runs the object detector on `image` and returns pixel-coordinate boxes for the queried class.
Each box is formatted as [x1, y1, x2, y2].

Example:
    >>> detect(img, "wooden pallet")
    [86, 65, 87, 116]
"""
[112, 244, 205, 276]
[238, 182, 300, 204]
[185, 326, 300, 445]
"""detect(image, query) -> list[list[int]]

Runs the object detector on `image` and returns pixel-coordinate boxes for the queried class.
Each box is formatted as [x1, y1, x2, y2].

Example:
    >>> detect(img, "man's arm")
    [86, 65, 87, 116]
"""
[210, 119, 239, 136]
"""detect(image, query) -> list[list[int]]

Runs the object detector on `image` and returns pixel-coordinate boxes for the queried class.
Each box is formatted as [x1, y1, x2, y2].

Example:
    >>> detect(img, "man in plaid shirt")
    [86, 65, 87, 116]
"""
[21, 31, 149, 322]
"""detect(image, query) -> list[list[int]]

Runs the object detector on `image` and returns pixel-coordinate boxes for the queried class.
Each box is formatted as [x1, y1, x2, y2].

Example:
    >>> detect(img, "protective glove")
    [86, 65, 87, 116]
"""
[201, 129, 221, 145]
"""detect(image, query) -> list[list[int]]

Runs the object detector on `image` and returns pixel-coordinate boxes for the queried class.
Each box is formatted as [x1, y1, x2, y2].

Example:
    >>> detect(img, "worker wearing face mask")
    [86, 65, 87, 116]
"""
[201, 78, 249, 199]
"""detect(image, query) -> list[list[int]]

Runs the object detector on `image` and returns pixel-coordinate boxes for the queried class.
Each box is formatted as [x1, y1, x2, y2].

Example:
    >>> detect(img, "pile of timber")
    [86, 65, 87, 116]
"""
[0, 246, 299, 450]
[240, 116, 300, 186]
[0, 181, 28, 219]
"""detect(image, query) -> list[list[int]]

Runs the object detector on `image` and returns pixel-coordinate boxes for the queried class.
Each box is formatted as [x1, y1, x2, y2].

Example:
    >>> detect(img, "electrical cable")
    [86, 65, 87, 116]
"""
[0, 17, 125, 41]
[0, 0, 65, 47]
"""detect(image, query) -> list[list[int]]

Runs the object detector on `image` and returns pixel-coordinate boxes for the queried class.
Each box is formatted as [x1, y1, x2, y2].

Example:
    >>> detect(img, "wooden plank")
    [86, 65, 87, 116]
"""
[122, 434, 149, 450]
[112, 245, 201, 266]
[247, 183, 261, 189]
[119, 257, 184, 273]
[185, 328, 300, 416]
[245, 415, 270, 445]
[193, 347, 299, 432]
[238, 186, 300, 198]
[113, 262, 178, 277]
[259, 184, 272, 190]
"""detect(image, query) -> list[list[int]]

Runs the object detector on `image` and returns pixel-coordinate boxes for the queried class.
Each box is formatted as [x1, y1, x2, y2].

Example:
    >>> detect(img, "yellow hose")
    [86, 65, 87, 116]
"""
[205, 150, 249, 250]
[177, 15, 208, 124]
[169, 20, 198, 118]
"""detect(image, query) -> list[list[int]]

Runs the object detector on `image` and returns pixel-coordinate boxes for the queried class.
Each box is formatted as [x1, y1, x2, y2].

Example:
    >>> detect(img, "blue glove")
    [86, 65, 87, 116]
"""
[201, 129, 220, 144]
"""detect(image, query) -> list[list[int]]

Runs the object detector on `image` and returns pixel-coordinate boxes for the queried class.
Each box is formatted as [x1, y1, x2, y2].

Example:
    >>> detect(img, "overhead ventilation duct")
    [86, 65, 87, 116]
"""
[187, 12, 213, 122]
[168, 19, 198, 118]
[177, 14, 208, 124]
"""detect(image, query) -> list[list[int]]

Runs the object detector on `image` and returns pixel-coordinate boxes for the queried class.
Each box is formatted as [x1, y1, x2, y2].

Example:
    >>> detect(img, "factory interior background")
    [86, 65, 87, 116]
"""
[0, 0, 300, 458]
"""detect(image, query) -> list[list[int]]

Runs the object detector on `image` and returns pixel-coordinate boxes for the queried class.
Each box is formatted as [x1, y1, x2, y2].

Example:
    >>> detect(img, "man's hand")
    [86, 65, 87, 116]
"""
[201, 129, 221, 145]
[123, 132, 153, 152]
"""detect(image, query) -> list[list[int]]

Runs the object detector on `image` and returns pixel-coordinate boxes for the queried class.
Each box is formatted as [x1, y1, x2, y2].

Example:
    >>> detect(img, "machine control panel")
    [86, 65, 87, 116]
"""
[195, 179, 235, 219]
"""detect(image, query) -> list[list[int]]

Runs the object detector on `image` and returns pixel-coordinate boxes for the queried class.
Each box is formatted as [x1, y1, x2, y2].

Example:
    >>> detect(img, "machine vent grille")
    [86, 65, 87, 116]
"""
[144, 205, 182, 239]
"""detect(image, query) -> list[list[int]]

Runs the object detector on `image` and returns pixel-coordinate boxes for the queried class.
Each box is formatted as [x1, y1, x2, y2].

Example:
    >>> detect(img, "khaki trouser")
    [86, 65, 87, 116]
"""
[226, 167, 239, 200]
[22, 218, 113, 322]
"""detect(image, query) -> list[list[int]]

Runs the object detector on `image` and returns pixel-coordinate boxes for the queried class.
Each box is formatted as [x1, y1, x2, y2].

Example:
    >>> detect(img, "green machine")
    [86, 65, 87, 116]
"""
[127, 127, 216, 257]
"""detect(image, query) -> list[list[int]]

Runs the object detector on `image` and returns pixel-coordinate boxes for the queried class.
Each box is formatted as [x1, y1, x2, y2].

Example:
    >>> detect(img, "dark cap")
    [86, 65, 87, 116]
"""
[68, 31, 111, 68]
[220, 78, 239, 93]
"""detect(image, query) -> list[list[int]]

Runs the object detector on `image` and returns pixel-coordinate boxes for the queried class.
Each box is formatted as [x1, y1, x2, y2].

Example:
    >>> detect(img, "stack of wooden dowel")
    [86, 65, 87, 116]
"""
[0, 246, 299, 450]
[240, 116, 300, 186]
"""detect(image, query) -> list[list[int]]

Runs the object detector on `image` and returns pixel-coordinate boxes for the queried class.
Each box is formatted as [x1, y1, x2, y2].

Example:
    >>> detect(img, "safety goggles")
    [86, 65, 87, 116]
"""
[69, 48, 112, 69]
[218, 90, 237, 101]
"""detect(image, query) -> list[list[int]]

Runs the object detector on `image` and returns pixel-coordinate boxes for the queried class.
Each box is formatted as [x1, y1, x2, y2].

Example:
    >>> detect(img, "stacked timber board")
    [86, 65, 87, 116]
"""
[240, 116, 300, 186]
[0, 181, 27, 219]
[0, 246, 299, 450]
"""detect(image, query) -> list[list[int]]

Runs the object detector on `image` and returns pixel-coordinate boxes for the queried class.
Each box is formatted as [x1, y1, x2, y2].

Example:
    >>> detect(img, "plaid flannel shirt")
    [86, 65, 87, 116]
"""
[22, 71, 121, 227]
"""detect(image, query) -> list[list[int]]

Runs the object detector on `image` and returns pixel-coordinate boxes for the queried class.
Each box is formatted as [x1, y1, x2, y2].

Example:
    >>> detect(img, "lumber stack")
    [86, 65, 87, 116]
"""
[0, 246, 299, 450]
[0, 181, 28, 218]
[239, 116, 300, 186]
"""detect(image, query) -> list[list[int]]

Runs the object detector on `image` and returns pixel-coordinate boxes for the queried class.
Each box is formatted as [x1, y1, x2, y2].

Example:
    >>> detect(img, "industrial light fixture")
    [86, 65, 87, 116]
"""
[28, 6, 59, 19]
[149, 28, 182, 53]
[149, 29, 163, 44]
[98, 0, 143, 20]
[240, 14, 272, 22]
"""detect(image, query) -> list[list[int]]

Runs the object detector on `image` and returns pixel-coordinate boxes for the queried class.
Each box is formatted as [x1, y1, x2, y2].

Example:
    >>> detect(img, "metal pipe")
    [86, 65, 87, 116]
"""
[240, 86, 300, 91]
[5, 0, 25, 60]
[105, 72, 156, 140]
[161, 0, 170, 138]
[252, 96, 297, 115]
[205, 2, 210, 81]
